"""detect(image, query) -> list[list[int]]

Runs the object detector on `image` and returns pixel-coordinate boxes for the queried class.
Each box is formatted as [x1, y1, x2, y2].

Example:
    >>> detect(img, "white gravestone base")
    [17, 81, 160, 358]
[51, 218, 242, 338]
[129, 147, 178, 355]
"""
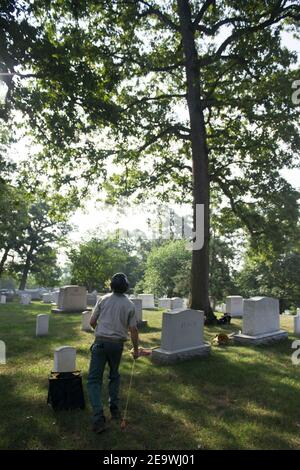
[234, 297, 288, 345]
[0, 295, 6, 304]
[152, 309, 210, 364]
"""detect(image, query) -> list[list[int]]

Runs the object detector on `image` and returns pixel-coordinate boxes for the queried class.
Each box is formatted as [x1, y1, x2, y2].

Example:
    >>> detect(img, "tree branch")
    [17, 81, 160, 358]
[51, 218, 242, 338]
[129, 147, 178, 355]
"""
[214, 176, 262, 236]
[193, 0, 215, 29]
[215, 4, 300, 59]
[123, 92, 187, 111]
[137, 0, 180, 31]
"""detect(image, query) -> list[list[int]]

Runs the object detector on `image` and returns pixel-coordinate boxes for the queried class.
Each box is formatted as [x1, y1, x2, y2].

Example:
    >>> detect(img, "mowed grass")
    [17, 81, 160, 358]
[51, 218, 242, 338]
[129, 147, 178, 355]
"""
[1, 302, 300, 450]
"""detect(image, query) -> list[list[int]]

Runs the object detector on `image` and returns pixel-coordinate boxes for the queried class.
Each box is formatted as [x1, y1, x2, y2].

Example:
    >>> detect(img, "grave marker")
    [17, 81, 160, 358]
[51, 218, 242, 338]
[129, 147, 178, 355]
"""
[152, 309, 210, 364]
[53, 346, 76, 372]
[52, 286, 87, 313]
[138, 294, 155, 309]
[226, 296, 244, 317]
[82, 311, 93, 332]
[294, 315, 300, 335]
[36, 314, 49, 336]
[131, 298, 147, 327]
[234, 296, 288, 345]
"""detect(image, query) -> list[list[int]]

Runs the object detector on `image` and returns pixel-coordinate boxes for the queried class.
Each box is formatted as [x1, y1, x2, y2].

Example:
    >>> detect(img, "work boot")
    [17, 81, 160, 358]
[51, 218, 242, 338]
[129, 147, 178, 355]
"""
[92, 415, 106, 433]
[110, 407, 121, 420]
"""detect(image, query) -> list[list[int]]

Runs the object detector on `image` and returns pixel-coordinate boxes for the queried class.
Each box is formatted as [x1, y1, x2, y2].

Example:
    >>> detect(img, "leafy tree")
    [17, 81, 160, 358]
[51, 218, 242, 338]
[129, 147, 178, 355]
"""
[0, 184, 29, 278]
[30, 246, 62, 287]
[1, 0, 300, 321]
[142, 236, 236, 301]
[69, 236, 142, 292]
[142, 240, 192, 297]
[236, 234, 300, 310]
[209, 236, 237, 306]
[10, 199, 71, 289]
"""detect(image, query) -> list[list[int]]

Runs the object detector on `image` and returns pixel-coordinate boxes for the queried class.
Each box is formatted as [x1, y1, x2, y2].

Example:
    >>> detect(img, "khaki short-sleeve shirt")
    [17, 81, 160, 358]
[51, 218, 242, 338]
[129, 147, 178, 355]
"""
[91, 293, 137, 341]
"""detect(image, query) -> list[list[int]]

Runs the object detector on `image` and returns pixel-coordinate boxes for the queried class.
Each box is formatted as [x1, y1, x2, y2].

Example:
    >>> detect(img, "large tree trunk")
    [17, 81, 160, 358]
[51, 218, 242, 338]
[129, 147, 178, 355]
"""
[177, 0, 216, 323]
[19, 247, 34, 290]
[0, 246, 10, 279]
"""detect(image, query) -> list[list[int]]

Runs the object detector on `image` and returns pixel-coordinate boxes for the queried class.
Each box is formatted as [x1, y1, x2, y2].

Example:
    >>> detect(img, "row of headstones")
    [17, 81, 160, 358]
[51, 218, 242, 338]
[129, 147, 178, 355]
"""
[42, 286, 98, 309]
[35, 312, 95, 336]
[36, 300, 147, 336]
[0, 293, 33, 305]
[217, 296, 300, 319]
[153, 296, 290, 363]
[47, 295, 291, 369]
[132, 294, 188, 310]
[28, 287, 186, 314]
[3, 287, 185, 312]
[0, 293, 32, 304]
[12, 286, 97, 309]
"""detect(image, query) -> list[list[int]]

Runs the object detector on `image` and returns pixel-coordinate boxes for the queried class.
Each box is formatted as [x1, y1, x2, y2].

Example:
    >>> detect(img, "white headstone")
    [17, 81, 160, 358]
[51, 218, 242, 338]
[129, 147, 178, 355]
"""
[42, 293, 52, 303]
[0, 340, 6, 364]
[234, 296, 288, 344]
[24, 289, 42, 300]
[54, 286, 87, 312]
[216, 303, 226, 313]
[158, 298, 171, 309]
[137, 294, 155, 309]
[0, 295, 6, 304]
[53, 346, 76, 372]
[152, 309, 210, 364]
[226, 296, 244, 317]
[86, 293, 97, 306]
[294, 315, 300, 335]
[36, 314, 49, 336]
[130, 298, 147, 327]
[170, 297, 184, 310]
[82, 311, 93, 332]
[51, 290, 60, 305]
[297, 308, 300, 315]
[20, 294, 31, 305]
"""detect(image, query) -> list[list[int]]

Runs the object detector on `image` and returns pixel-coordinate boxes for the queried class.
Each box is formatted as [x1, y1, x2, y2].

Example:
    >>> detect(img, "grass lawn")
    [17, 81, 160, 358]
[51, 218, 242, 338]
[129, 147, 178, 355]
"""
[0, 301, 300, 450]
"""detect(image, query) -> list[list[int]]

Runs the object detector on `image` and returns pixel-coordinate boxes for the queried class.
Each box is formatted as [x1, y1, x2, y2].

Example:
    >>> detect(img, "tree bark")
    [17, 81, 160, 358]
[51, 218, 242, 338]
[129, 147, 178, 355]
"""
[0, 246, 10, 279]
[177, 0, 216, 323]
[19, 246, 35, 290]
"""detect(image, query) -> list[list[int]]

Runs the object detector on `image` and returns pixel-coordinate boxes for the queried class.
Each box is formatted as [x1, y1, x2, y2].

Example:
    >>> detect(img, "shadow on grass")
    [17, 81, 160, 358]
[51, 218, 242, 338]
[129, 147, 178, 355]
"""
[141, 336, 300, 449]
[1, 303, 300, 449]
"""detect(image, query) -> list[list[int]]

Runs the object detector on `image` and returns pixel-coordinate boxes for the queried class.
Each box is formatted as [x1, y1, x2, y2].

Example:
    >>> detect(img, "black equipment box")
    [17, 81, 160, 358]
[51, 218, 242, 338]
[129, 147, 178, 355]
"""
[47, 371, 85, 411]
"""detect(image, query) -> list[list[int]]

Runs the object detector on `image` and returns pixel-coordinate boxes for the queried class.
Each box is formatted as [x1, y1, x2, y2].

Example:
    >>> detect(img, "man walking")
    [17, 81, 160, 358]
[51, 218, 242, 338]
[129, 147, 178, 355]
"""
[87, 273, 139, 433]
